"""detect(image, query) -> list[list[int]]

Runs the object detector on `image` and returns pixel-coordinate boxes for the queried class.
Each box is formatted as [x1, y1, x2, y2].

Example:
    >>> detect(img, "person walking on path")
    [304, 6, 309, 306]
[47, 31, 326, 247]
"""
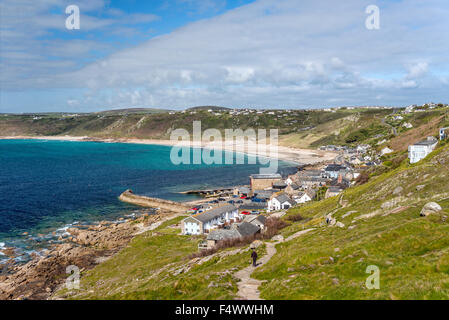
[251, 249, 258, 267]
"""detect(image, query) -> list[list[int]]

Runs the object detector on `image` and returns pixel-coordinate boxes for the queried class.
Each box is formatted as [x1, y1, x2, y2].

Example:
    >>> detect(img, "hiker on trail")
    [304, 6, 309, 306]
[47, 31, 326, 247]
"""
[251, 249, 258, 267]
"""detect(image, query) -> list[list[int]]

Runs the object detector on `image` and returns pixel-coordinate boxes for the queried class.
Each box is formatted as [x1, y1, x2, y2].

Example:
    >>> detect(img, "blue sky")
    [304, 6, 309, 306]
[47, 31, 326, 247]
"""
[1, 0, 449, 113]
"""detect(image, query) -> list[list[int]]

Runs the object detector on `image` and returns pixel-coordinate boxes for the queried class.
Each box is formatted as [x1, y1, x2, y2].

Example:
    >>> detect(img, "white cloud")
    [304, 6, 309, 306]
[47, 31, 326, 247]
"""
[2, 0, 449, 111]
[406, 62, 429, 79]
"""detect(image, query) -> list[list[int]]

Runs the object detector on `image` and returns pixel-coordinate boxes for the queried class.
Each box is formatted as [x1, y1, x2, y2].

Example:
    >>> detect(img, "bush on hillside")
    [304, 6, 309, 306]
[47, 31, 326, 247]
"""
[355, 171, 370, 185]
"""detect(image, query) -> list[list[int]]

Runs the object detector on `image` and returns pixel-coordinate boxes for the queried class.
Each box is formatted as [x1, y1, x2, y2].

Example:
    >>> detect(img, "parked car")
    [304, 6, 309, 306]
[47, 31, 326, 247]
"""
[241, 211, 251, 215]
[228, 200, 235, 204]
[236, 200, 243, 204]
[240, 196, 247, 199]
[218, 198, 226, 201]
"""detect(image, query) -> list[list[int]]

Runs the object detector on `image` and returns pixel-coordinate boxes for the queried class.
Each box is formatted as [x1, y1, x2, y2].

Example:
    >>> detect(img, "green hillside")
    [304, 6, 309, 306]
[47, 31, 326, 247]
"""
[2, 106, 447, 150]
[254, 141, 449, 299]
[54, 141, 449, 300]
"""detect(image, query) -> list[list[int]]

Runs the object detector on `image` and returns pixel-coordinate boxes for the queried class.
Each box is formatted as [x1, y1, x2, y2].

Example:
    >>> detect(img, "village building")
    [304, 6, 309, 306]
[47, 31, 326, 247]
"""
[252, 190, 273, 202]
[330, 174, 351, 189]
[267, 193, 296, 212]
[204, 221, 262, 249]
[272, 181, 288, 191]
[408, 137, 438, 164]
[250, 173, 282, 193]
[440, 127, 449, 140]
[349, 156, 364, 166]
[381, 147, 394, 156]
[325, 186, 343, 199]
[243, 215, 267, 231]
[297, 169, 325, 178]
[237, 186, 251, 197]
[284, 183, 300, 196]
[324, 164, 347, 179]
[293, 190, 316, 204]
[297, 176, 328, 189]
[357, 144, 371, 153]
[181, 204, 239, 235]
[238, 202, 267, 212]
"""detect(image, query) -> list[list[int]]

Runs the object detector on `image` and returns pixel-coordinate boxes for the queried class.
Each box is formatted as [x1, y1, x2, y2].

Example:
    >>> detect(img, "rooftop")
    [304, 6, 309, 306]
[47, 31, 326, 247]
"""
[275, 193, 295, 205]
[194, 204, 237, 223]
[413, 137, 438, 147]
[233, 222, 260, 237]
[206, 229, 241, 241]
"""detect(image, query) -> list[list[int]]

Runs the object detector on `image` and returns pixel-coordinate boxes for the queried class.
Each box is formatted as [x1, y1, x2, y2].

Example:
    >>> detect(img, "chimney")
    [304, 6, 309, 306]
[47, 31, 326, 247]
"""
[338, 174, 343, 184]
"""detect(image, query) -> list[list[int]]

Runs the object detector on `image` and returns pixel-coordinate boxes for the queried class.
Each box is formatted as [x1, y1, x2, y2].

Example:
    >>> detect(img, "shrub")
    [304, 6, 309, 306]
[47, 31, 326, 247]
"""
[355, 171, 370, 185]
[383, 160, 393, 167]
[286, 213, 304, 222]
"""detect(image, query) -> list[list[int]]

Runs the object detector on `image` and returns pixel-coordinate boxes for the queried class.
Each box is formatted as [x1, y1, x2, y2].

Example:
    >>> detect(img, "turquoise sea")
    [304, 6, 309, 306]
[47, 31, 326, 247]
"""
[0, 139, 296, 260]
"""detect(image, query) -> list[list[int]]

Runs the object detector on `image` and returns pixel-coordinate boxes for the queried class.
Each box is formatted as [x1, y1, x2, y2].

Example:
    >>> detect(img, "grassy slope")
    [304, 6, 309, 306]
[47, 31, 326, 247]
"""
[280, 107, 449, 149]
[253, 142, 449, 299]
[56, 216, 266, 300]
[56, 143, 449, 300]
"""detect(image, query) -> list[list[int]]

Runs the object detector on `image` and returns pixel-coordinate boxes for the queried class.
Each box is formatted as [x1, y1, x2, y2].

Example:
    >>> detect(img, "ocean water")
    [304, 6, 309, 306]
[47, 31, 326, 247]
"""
[0, 139, 296, 259]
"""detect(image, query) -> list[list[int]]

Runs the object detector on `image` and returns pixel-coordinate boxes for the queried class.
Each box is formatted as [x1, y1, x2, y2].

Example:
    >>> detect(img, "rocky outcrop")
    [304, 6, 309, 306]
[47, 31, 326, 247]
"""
[420, 202, 442, 217]
[119, 190, 189, 213]
[0, 243, 101, 300]
[0, 214, 166, 300]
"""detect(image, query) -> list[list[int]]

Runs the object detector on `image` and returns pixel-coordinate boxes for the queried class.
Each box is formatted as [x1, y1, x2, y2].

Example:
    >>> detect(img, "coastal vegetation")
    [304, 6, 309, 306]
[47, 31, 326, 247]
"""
[253, 142, 449, 299]
[2, 105, 447, 150]
[54, 140, 449, 300]
[56, 216, 266, 300]
[2, 105, 449, 300]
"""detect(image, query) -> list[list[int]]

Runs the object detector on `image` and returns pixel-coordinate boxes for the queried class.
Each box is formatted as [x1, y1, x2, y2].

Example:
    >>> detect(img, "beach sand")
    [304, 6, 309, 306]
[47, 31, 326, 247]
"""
[0, 135, 337, 165]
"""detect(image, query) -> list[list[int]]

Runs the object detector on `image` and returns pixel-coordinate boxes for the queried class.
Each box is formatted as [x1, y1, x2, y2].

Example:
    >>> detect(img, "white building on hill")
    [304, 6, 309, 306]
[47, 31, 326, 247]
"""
[408, 137, 438, 164]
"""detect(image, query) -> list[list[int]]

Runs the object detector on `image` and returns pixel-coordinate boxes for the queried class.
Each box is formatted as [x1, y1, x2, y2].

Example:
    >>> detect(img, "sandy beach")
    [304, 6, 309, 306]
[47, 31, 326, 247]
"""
[0, 135, 337, 165]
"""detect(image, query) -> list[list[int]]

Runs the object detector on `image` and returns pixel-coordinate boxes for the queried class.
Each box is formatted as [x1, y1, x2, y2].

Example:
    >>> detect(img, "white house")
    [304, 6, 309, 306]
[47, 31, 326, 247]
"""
[268, 193, 296, 212]
[182, 204, 239, 235]
[293, 190, 316, 204]
[408, 137, 438, 164]
[381, 147, 394, 156]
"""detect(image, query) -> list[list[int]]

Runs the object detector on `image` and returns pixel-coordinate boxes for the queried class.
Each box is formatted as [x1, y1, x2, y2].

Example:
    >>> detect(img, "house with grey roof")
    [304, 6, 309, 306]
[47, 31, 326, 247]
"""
[182, 204, 239, 235]
[238, 202, 267, 211]
[267, 193, 296, 212]
[325, 186, 343, 199]
[205, 221, 261, 248]
[408, 137, 438, 164]
[293, 189, 316, 204]
[253, 190, 274, 201]
[243, 215, 267, 230]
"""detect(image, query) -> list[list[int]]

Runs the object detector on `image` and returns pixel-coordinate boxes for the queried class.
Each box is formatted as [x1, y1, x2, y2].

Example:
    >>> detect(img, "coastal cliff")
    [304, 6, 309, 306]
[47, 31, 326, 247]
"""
[119, 190, 190, 213]
[0, 213, 173, 300]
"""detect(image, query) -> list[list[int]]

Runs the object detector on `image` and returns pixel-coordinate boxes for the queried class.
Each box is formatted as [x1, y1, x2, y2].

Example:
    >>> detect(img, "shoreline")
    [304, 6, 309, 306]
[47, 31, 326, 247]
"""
[0, 135, 337, 165]
[0, 135, 337, 300]
[0, 210, 183, 300]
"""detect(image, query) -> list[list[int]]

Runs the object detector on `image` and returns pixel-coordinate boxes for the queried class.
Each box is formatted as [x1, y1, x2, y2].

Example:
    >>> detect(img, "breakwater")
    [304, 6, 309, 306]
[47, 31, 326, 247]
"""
[119, 190, 190, 213]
